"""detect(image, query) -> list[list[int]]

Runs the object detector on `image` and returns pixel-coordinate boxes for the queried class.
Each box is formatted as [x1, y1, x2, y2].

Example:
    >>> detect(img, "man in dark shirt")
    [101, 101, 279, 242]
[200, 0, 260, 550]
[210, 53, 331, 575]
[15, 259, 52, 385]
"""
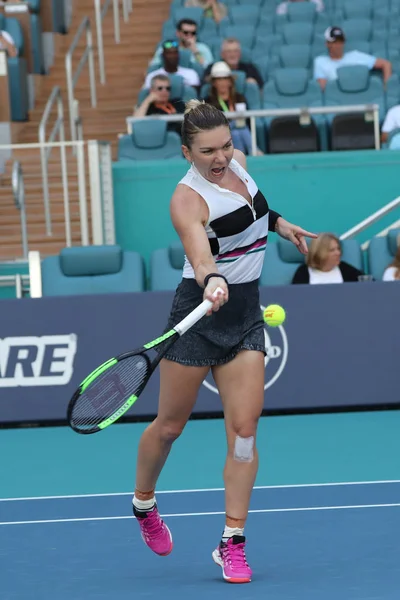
[202, 38, 263, 88]
[134, 74, 185, 137]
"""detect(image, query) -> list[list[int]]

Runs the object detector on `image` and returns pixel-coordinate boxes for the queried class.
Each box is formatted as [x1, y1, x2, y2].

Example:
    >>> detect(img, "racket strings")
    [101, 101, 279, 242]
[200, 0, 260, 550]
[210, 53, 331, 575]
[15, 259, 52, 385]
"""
[70, 355, 150, 431]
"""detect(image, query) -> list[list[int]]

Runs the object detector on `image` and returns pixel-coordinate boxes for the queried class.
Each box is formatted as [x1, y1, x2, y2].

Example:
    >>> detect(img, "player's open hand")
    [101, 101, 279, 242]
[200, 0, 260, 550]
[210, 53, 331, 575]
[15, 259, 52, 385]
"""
[275, 217, 318, 255]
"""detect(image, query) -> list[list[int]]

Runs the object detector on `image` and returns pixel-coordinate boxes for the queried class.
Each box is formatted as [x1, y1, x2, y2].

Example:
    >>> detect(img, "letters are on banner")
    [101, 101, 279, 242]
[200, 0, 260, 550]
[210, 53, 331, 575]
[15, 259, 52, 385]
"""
[0, 282, 398, 423]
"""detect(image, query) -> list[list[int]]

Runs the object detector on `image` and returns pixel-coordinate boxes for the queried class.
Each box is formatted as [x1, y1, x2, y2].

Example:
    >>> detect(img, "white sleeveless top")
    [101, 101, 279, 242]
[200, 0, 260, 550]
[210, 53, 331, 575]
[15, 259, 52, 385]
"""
[179, 158, 273, 284]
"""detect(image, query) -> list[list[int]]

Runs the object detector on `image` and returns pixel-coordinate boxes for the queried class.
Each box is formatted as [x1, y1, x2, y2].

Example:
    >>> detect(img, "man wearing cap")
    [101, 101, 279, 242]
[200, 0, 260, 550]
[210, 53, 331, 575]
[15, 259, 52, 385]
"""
[144, 40, 200, 89]
[314, 27, 392, 90]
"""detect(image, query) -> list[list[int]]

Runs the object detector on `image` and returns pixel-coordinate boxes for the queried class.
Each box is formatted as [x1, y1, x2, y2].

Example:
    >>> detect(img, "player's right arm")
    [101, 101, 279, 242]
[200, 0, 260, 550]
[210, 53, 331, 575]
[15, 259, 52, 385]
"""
[170, 184, 229, 309]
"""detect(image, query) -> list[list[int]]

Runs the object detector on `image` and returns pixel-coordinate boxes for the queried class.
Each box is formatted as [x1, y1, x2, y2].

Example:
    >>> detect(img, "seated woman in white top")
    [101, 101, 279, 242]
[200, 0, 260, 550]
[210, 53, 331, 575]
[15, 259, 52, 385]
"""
[292, 233, 363, 284]
[382, 235, 400, 281]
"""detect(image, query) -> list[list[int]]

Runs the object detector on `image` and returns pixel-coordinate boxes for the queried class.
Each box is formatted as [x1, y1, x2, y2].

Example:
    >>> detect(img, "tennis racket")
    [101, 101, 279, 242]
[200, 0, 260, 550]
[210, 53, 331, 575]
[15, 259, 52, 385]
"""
[67, 287, 224, 435]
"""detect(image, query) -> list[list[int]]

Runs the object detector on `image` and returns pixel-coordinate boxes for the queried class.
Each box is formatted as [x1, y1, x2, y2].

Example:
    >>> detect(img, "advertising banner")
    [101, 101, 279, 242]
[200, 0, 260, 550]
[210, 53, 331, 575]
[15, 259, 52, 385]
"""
[0, 282, 398, 423]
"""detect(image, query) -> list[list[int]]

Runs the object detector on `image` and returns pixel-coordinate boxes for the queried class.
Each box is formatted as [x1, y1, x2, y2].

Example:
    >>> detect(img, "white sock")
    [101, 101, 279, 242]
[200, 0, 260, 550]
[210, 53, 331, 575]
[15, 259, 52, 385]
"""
[222, 525, 244, 541]
[132, 495, 156, 511]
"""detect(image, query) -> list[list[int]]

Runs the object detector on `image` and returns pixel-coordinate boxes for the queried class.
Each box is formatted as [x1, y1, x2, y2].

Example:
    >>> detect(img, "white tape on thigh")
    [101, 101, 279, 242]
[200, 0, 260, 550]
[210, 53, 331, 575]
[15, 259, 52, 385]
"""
[234, 435, 254, 462]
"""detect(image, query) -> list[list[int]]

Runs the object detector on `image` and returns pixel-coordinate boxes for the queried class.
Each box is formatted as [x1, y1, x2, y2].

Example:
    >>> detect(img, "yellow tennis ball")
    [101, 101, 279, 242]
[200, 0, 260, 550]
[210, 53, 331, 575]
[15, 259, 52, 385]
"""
[263, 304, 286, 327]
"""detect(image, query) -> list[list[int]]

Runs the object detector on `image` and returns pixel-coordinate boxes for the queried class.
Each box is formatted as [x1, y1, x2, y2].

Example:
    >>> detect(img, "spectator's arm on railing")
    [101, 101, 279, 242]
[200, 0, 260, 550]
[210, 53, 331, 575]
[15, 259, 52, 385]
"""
[374, 58, 392, 84]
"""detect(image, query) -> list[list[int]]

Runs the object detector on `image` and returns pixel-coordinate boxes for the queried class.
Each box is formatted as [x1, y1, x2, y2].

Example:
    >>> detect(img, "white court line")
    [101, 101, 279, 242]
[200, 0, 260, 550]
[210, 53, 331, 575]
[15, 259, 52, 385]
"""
[1, 479, 400, 503]
[1, 502, 400, 526]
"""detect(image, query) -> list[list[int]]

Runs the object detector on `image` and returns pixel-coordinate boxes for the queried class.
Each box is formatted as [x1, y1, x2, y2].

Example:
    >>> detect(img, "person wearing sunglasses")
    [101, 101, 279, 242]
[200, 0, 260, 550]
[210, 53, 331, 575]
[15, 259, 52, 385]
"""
[134, 74, 185, 136]
[144, 40, 200, 90]
[149, 20, 213, 69]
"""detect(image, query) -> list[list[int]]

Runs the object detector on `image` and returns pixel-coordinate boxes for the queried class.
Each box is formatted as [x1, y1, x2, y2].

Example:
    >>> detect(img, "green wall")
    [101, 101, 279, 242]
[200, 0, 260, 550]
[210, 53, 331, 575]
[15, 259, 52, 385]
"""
[113, 150, 400, 267]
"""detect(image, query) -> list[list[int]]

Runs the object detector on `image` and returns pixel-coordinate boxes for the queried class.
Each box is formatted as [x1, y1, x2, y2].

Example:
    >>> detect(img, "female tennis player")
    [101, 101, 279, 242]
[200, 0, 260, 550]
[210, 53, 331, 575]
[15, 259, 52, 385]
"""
[132, 100, 317, 583]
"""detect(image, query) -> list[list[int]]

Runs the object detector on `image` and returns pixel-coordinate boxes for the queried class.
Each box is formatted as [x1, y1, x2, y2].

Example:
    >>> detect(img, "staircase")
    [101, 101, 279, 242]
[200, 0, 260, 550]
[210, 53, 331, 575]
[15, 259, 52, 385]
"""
[0, 0, 171, 261]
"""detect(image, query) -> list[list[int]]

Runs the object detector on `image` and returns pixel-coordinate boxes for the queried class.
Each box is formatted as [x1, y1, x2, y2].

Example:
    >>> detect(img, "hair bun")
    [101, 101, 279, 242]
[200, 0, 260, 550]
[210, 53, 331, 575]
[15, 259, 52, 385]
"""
[184, 99, 204, 115]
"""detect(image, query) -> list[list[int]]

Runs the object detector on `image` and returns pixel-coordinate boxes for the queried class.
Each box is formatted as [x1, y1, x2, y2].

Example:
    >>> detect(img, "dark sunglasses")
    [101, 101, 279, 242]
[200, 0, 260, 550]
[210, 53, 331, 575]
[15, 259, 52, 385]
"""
[181, 29, 197, 35]
[156, 86, 171, 91]
[163, 41, 179, 49]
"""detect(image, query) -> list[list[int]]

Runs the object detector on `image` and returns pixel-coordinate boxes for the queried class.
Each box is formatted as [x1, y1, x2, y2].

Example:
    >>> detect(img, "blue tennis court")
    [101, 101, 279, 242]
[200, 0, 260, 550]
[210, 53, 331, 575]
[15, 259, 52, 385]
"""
[1, 410, 400, 599]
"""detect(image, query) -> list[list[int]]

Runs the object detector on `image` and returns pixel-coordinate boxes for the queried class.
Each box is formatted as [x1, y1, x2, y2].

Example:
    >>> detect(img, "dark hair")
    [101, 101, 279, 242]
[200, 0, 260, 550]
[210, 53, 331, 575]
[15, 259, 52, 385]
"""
[177, 18, 197, 30]
[182, 100, 229, 148]
[210, 77, 237, 111]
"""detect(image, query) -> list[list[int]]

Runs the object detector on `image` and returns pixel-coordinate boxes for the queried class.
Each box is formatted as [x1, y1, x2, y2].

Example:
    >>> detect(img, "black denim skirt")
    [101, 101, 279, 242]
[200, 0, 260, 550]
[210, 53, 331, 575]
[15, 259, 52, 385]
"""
[158, 278, 266, 367]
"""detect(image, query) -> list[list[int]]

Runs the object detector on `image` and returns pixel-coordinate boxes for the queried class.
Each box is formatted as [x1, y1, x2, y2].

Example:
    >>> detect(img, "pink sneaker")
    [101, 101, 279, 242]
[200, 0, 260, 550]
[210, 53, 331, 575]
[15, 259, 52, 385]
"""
[212, 535, 252, 583]
[133, 504, 173, 556]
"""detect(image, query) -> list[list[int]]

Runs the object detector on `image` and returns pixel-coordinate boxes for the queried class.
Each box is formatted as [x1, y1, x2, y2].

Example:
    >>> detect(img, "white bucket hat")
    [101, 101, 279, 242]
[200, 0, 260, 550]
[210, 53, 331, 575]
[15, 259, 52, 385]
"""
[210, 61, 233, 78]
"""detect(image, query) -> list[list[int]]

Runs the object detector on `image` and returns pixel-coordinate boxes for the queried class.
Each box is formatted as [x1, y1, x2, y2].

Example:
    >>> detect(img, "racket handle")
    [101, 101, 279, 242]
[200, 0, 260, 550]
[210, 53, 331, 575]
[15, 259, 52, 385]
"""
[174, 287, 225, 336]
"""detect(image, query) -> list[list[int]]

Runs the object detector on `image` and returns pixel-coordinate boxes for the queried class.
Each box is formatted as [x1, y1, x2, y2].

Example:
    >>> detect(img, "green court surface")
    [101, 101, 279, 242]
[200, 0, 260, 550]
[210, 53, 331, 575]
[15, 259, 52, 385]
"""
[2, 410, 400, 499]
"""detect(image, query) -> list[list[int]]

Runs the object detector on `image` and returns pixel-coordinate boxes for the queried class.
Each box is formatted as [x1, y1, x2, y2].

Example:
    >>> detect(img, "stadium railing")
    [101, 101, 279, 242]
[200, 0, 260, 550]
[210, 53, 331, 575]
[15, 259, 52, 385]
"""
[126, 104, 382, 154]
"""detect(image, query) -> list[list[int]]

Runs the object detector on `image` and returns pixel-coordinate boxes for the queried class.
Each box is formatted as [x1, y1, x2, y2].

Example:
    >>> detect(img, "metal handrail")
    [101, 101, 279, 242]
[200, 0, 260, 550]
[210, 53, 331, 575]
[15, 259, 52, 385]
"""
[38, 86, 71, 244]
[11, 161, 28, 260]
[126, 103, 381, 154]
[340, 197, 400, 246]
[94, 0, 131, 84]
[0, 275, 30, 299]
[65, 17, 97, 142]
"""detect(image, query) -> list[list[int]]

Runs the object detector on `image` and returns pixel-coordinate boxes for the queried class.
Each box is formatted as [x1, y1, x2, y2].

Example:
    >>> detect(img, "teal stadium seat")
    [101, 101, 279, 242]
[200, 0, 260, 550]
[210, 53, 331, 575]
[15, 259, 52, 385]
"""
[0, 16, 29, 121]
[173, 7, 204, 28]
[118, 120, 183, 161]
[257, 13, 275, 31]
[40, 246, 145, 297]
[286, 1, 318, 21]
[367, 229, 400, 280]
[237, 0, 264, 6]
[260, 237, 363, 286]
[340, 18, 385, 43]
[51, 0, 69, 33]
[262, 68, 326, 152]
[324, 65, 386, 150]
[24, 0, 45, 74]
[282, 22, 315, 45]
[275, 1, 329, 34]
[252, 34, 283, 60]
[150, 242, 184, 291]
[221, 25, 256, 49]
[161, 19, 178, 40]
[228, 5, 261, 27]
[334, 0, 391, 29]
[278, 43, 312, 71]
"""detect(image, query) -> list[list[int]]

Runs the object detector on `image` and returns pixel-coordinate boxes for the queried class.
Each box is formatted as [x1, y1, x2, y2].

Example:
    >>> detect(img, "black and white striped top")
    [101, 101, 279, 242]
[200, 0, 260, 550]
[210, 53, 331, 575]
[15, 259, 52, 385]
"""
[179, 158, 280, 284]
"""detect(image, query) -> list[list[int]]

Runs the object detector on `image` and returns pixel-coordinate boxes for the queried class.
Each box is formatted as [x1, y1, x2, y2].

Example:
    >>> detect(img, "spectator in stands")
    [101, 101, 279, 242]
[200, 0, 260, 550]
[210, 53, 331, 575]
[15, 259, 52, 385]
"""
[381, 105, 400, 144]
[149, 19, 213, 69]
[134, 74, 185, 137]
[314, 27, 392, 91]
[144, 40, 200, 90]
[0, 29, 18, 58]
[276, 0, 324, 15]
[204, 61, 263, 155]
[292, 233, 364, 284]
[203, 38, 263, 88]
[382, 235, 400, 281]
[185, 0, 227, 24]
